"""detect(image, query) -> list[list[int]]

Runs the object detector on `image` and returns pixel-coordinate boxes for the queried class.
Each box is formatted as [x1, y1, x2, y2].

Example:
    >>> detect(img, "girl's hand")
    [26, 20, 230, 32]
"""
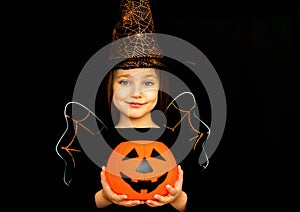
[145, 165, 187, 211]
[99, 166, 144, 207]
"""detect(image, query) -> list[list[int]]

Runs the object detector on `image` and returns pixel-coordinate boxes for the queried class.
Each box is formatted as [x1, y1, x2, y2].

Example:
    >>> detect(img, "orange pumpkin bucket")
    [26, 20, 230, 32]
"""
[105, 140, 178, 200]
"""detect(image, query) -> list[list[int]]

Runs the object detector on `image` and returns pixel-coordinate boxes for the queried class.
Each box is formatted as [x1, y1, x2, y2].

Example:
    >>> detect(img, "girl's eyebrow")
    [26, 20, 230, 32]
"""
[115, 74, 130, 78]
[144, 74, 158, 78]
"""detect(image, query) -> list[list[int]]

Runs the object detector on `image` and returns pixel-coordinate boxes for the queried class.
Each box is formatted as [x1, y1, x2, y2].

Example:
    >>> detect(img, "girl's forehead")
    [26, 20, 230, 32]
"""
[114, 68, 159, 77]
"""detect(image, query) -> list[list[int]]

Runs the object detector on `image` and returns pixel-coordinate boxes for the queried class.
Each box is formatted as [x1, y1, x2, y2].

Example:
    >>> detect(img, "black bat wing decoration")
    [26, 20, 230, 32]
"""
[163, 91, 211, 169]
[55, 101, 109, 186]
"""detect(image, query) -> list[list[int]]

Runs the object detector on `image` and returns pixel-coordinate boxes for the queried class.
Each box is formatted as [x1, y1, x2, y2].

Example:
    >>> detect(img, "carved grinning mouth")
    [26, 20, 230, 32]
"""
[120, 172, 168, 193]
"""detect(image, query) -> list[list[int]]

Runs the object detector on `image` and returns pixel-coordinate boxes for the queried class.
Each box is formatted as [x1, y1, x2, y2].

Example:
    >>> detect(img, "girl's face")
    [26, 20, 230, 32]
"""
[112, 68, 159, 127]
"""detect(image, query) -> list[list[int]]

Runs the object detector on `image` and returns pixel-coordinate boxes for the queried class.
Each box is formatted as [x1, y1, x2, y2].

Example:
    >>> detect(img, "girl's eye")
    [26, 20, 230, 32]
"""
[144, 81, 154, 86]
[120, 80, 130, 85]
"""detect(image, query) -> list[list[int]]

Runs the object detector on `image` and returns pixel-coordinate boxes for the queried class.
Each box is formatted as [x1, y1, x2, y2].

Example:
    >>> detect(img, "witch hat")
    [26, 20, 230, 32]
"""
[109, 0, 165, 70]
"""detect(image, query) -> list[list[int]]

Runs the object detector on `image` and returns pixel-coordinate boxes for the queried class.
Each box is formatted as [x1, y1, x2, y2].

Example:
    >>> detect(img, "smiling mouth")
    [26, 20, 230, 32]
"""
[127, 102, 145, 108]
[121, 172, 167, 193]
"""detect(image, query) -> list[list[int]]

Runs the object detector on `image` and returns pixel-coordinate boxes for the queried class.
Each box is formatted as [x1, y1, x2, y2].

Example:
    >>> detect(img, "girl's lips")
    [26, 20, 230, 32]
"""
[127, 102, 145, 108]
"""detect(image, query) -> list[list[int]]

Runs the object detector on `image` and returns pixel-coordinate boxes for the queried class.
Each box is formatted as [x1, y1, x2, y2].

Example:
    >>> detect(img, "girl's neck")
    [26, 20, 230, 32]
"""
[115, 116, 159, 128]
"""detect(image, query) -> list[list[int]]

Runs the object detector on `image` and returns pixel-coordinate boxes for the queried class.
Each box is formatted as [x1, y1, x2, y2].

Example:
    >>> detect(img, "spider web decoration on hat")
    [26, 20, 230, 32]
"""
[110, 0, 164, 69]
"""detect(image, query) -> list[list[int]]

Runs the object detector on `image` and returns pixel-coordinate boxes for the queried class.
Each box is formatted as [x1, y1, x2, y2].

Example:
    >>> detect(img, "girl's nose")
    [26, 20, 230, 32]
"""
[131, 84, 142, 98]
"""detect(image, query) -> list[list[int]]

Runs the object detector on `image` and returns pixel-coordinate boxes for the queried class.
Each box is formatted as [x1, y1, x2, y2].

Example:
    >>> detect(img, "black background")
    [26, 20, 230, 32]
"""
[9, 1, 297, 210]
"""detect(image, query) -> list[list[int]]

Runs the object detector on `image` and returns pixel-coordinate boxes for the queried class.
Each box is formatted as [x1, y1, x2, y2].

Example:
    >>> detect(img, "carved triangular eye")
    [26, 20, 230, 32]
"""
[123, 148, 138, 161]
[150, 149, 165, 161]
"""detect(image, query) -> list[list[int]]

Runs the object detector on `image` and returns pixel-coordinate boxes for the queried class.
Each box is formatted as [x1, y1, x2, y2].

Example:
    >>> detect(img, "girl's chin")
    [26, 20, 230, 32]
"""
[128, 115, 145, 120]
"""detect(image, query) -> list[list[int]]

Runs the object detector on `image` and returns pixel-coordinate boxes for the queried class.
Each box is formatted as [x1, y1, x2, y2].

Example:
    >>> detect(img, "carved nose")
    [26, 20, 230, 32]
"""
[136, 158, 153, 173]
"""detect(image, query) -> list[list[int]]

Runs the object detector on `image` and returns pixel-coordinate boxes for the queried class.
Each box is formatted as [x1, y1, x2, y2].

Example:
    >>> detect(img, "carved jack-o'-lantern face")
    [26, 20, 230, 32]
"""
[105, 140, 178, 200]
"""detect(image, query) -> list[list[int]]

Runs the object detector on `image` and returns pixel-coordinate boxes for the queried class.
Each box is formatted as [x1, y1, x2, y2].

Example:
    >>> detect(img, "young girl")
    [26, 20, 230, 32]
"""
[56, 0, 210, 210]
[94, 57, 187, 211]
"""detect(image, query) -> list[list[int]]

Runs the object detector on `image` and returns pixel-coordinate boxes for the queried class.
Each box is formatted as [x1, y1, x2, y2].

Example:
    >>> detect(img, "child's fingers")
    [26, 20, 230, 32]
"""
[100, 166, 112, 192]
[174, 165, 183, 189]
